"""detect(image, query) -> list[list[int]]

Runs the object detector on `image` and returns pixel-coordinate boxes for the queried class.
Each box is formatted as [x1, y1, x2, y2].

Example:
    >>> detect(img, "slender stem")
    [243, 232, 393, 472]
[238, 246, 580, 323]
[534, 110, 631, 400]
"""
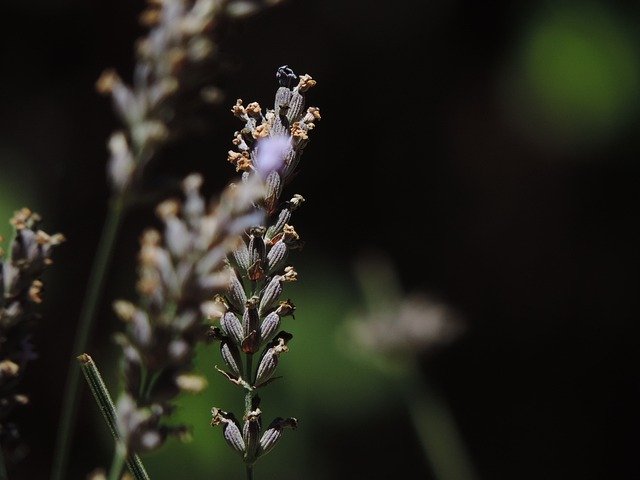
[108, 443, 127, 480]
[77, 354, 150, 480]
[0, 447, 8, 480]
[51, 196, 126, 480]
[244, 353, 254, 478]
[400, 366, 478, 480]
[245, 353, 254, 410]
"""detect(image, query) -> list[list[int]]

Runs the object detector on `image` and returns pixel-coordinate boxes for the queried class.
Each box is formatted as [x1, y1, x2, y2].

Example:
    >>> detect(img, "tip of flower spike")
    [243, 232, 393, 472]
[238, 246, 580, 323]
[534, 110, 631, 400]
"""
[77, 353, 92, 364]
[277, 65, 297, 89]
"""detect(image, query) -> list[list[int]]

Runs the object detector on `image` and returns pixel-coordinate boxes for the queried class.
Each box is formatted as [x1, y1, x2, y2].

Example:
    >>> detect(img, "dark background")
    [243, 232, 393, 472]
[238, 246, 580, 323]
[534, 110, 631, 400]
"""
[1, 0, 640, 478]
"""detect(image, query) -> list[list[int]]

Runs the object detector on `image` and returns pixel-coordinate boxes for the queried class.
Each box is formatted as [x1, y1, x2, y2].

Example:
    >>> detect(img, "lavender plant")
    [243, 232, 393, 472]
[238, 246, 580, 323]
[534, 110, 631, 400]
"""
[209, 65, 319, 479]
[53, 1, 285, 478]
[0, 209, 63, 471]
[81, 173, 266, 479]
[346, 255, 477, 480]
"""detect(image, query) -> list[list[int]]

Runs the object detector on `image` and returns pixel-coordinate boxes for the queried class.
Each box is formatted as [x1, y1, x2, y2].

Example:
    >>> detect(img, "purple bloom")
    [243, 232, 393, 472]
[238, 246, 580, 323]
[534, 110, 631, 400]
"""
[254, 136, 291, 177]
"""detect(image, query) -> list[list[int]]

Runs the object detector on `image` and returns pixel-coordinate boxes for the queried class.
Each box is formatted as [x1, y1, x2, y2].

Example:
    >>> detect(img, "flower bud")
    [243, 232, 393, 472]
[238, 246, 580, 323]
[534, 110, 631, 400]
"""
[259, 312, 280, 344]
[258, 276, 283, 316]
[221, 311, 244, 345]
[243, 407, 262, 462]
[233, 241, 250, 272]
[227, 268, 247, 311]
[266, 207, 291, 240]
[266, 240, 287, 273]
[257, 417, 298, 457]
[264, 171, 282, 213]
[220, 340, 243, 378]
[242, 297, 260, 354]
[211, 408, 245, 456]
[255, 333, 292, 387]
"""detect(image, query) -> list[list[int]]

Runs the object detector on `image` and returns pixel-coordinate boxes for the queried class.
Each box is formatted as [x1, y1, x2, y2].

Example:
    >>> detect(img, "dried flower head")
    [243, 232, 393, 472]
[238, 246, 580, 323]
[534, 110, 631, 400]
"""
[99, 0, 282, 193]
[113, 173, 265, 454]
[0, 209, 63, 443]
[210, 65, 319, 472]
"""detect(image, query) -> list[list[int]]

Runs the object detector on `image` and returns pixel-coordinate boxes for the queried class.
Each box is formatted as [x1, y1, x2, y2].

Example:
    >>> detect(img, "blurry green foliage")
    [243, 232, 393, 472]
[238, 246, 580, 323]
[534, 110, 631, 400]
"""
[0, 148, 37, 238]
[509, 1, 640, 148]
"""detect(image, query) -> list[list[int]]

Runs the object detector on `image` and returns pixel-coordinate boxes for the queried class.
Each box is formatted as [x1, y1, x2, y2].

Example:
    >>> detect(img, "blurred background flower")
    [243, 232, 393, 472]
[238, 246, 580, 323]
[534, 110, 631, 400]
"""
[1, 0, 640, 478]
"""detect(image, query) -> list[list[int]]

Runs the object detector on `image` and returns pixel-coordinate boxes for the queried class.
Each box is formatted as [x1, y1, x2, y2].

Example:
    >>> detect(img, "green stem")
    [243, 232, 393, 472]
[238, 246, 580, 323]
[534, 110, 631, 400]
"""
[77, 354, 150, 480]
[108, 443, 127, 480]
[401, 365, 478, 480]
[244, 353, 255, 478]
[244, 353, 254, 408]
[0, 446, 8, 480]
[51, 196, 126, 480]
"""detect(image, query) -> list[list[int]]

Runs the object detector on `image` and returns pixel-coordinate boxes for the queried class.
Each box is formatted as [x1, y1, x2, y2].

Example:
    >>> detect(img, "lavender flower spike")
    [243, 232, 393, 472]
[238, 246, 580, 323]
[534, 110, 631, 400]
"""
[211, 65, 319, 476]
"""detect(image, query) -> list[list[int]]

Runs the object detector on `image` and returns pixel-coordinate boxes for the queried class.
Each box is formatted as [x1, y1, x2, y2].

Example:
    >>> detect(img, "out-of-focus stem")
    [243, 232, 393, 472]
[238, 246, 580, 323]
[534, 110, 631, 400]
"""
[401, 365, 479, 480]
[107, 443, 126, 480]
[245, 464, 254, 480]
[77, 354, 149, 480]
[51, 196, 126, 480]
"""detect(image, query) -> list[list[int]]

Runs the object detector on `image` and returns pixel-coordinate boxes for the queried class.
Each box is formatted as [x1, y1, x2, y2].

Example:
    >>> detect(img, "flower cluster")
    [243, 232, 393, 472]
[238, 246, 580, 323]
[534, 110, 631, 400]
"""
[349, 294, 464, 359]
[209, 65, 319, 469]
[96, 0, 284, 193]
[347, 256, 464, 363]
[112, 173, 265, 454]
[0, 209, 63, 444]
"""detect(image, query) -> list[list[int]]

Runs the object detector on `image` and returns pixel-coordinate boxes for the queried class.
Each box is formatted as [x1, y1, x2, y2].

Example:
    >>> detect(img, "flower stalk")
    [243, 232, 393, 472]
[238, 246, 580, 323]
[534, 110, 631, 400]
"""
[53, 196, 125, 480]
[77, 354, 149, 480]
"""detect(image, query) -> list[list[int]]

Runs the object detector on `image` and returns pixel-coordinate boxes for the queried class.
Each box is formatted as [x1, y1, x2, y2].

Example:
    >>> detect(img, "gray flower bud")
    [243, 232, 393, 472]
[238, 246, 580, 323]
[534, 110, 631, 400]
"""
[248, 228, 266, 281]
[267, 240, 288, 273]
[258, 276, 283, 316]
[243, 407, 262, 463]
[286, 90, 305, 124]
[211, 408, 245, 456]
[233, 241, 250, 272]
[255, 333, 292, 387]
[107, 132, 135, 192]
[163, 216, 190, 259]
[257, 417, 298, 458]
[227, 268, 247, 311]
[220, 311, 244, 345]
[220, 340, 243, 378]
[129, 310, 152, 347]
[259, 312, 280, 344]
[266, 207, 291, 240]
[264, 171, 282, 213]
[242, 297, 260, 354]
